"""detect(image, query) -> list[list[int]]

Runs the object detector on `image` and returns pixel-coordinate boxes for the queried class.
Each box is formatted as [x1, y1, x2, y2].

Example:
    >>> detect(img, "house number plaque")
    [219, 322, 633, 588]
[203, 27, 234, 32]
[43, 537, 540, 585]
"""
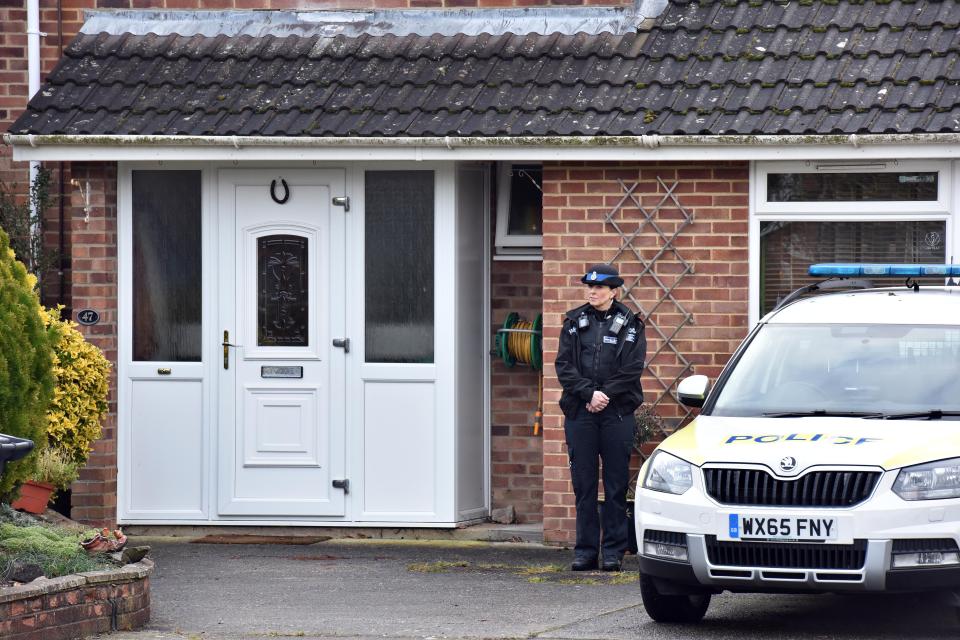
[261, 366, 303, 379]
[76, 309, 100, 326]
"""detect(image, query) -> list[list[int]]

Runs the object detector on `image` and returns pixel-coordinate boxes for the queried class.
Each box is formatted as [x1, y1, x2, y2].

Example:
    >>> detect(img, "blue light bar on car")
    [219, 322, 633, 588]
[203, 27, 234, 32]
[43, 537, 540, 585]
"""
[808, 263, 960, 277]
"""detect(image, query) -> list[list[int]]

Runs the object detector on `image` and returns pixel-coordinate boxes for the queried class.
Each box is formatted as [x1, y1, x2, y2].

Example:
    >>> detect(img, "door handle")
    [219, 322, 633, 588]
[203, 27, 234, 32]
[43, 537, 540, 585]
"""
[223, 330, 242, 369]
[332, 338, 350, 353]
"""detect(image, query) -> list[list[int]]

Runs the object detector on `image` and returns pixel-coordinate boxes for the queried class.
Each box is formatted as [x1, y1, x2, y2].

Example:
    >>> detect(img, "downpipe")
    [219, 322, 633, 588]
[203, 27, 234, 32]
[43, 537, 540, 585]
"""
[26, 0, 43, 274]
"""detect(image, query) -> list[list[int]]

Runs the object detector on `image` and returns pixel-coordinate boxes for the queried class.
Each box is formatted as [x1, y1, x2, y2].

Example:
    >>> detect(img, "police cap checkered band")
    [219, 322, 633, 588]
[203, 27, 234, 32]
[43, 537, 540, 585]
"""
[580, 263, 624, 288]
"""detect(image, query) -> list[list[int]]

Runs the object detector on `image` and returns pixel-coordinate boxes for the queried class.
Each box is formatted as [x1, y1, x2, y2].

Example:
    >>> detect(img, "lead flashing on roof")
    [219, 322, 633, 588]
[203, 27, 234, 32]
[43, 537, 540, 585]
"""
[79, 4, 666, 38]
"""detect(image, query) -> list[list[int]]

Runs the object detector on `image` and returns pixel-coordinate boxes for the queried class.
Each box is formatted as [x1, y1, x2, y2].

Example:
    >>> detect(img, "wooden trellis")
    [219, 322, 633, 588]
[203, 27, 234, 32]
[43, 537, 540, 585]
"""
[602, 177, 696, 426]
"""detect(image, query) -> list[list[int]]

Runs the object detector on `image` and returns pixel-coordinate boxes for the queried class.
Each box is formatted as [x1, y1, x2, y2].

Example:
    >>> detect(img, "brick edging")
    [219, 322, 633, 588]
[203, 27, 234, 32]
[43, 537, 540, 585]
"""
[0, 559, 153, 639]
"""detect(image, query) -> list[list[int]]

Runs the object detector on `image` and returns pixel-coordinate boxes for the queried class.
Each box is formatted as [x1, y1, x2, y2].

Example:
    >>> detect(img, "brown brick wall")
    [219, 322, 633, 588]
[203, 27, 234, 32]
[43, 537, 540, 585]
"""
[541, 161, 750, 544]
[490, 258, 542, 524]
[0, 568, 150, 640]
[66, 162, 118, 527]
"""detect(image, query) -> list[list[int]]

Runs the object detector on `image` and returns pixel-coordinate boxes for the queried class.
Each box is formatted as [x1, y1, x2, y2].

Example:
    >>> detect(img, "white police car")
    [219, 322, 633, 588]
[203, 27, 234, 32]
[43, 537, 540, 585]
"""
[635, 264, 960, 623]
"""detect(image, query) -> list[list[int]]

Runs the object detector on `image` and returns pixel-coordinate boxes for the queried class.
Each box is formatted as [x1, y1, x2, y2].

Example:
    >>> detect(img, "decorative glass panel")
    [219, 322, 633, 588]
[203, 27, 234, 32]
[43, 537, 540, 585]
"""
[257, 235, 308, 347]
[507, 164, 543, 235]
[760, 221, 947, 315]
[132, 170, 202, 362]
[767, 172, 937, 202]
[365, 171, 434, 363]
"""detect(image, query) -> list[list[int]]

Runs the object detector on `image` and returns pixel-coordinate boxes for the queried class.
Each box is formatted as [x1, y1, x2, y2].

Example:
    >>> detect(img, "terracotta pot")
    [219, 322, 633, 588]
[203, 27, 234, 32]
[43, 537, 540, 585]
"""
[12, 480, 56, 514]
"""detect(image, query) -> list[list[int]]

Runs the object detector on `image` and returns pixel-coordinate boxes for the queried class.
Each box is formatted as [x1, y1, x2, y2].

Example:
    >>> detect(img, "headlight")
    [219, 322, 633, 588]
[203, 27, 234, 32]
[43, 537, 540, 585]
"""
[893, 458, 960, 501]
[642, 451, 694, 495]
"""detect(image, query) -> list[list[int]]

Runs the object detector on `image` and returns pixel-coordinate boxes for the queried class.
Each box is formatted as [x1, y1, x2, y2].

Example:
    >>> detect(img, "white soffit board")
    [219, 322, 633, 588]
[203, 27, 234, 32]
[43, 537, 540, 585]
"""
[7, 135, 960, 162]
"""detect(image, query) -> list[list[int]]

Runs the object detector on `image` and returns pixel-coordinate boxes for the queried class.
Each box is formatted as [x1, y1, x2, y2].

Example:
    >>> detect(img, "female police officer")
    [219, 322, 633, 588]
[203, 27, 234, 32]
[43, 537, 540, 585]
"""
[555, 263, 647, 571]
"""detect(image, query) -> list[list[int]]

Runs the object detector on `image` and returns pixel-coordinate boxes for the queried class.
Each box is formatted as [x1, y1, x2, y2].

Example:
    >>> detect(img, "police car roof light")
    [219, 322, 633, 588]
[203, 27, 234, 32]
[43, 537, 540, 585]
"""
[808, 263, 960, 278]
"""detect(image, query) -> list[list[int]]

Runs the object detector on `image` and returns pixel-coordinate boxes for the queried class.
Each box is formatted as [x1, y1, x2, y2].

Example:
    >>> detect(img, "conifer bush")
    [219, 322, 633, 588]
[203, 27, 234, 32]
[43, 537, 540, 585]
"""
[0, 229, 56, 501]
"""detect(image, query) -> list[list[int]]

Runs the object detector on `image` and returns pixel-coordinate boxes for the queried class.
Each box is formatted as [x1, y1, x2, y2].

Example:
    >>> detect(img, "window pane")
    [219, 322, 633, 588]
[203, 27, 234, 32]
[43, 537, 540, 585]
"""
[507, 164, 543, 235]
[767, 172, 937, 202]
[365, 171, 434, 363]
[760, 221, 946, 315]
[258, 235, 308, 347]
[132, 170, 201, 362]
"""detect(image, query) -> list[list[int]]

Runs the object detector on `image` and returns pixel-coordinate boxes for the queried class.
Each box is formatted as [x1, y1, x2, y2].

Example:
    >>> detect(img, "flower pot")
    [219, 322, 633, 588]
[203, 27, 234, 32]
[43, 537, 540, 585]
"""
[12, 480, 56, 514]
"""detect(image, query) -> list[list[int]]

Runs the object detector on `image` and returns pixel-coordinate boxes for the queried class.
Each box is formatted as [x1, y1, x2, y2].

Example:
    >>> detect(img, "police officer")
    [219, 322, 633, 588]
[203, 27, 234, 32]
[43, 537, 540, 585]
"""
[555, 263, 647, 571]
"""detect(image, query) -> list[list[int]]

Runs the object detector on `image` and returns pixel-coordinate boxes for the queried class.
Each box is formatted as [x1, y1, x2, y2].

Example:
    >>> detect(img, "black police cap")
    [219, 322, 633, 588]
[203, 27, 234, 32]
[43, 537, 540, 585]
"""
[580, 263, 624, 288]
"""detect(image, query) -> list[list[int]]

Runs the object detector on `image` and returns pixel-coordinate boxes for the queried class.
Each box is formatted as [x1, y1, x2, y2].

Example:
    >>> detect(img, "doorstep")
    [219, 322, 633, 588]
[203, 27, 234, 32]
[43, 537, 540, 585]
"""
[120, 522, 545, 544]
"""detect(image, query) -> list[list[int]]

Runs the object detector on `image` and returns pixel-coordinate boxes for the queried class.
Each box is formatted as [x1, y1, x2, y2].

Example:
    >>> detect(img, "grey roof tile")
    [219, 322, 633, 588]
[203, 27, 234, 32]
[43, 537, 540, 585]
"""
[11, 0, 960, 138]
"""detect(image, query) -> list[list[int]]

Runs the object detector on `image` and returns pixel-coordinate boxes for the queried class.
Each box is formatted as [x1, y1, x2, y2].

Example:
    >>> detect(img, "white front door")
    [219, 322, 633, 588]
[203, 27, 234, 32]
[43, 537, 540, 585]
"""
[217, 169, 347, 516]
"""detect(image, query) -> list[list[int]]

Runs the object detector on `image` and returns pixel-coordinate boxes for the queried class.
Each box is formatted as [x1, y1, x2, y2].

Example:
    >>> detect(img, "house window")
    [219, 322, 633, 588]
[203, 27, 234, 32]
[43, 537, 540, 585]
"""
[753, 161, 952, 321]
[495, 162, 542, 257]
[767, 171, 938, 202]
[759, 220, 946, 315]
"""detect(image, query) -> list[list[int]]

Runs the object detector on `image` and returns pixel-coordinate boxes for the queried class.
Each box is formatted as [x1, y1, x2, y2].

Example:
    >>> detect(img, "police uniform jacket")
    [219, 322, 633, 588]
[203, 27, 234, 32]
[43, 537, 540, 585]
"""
[555, 300, 647, 418]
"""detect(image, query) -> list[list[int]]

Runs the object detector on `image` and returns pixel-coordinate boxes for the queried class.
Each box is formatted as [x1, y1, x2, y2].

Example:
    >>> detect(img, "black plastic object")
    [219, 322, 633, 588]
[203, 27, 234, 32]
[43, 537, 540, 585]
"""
[0, 433, 35, 478]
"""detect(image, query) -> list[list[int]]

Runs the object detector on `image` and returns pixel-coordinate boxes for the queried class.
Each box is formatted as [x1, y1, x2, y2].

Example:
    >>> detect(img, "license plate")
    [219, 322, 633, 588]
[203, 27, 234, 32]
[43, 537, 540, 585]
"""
[725, 514, 838, 541]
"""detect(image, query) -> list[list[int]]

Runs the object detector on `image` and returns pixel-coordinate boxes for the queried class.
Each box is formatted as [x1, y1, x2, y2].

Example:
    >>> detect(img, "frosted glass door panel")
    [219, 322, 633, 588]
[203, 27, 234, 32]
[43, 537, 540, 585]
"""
[132, 170, 202, 361]
[364, 171, 435, 363]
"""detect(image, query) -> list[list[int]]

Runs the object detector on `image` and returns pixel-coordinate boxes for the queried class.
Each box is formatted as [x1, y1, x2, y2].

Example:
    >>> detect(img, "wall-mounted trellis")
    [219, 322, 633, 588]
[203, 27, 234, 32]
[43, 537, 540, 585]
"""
[602, 177, 696, 426]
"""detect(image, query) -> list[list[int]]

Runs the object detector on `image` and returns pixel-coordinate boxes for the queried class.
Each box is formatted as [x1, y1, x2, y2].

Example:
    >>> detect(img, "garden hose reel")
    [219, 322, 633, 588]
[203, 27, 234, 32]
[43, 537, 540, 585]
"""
[494, 312, 542, 371]
[495, 313, 544, 434]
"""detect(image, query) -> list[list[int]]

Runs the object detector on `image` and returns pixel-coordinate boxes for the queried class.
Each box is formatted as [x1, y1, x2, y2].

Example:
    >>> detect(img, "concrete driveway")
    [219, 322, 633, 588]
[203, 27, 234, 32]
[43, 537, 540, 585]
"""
[97, 537, 959, 640]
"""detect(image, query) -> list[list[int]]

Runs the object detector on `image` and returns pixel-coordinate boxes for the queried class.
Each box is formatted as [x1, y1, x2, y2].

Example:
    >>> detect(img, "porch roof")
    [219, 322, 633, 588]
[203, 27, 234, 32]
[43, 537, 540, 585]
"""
[8, 0, 960, 140]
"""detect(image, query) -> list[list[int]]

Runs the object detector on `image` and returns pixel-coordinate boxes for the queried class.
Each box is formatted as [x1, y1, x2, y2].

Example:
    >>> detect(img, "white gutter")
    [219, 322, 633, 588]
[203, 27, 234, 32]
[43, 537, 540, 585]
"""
[26, 0, 43, 274]
[6, 133, 960, 162]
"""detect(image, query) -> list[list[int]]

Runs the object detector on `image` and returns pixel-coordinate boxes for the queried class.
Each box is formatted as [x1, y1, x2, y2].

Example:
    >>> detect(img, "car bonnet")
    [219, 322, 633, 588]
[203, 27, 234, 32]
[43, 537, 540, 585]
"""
[656, 415, 960, 472]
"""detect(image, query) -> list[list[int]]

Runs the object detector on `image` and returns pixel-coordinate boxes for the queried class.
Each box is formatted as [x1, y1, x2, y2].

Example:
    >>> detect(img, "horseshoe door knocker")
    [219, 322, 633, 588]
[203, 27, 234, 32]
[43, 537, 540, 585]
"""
[270, 178, 290, 205]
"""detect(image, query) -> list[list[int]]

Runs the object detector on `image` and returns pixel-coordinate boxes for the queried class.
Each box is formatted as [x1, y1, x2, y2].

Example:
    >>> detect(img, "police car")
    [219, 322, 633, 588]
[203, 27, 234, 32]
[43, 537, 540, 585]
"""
[635, 264, 960, 623]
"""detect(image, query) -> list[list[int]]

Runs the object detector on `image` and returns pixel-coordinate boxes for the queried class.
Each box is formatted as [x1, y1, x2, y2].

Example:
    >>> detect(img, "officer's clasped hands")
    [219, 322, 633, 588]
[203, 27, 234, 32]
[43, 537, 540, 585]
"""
[586, 390, 610, 413]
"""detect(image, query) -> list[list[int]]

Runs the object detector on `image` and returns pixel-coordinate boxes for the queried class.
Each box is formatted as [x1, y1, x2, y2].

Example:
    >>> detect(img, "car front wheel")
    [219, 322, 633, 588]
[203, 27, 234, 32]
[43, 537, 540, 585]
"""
[639, 573, 710, 624]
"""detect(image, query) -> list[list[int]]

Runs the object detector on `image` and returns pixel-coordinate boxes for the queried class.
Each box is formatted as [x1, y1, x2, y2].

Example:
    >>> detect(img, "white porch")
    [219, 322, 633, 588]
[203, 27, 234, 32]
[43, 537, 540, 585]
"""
[116, 162, 490, 526]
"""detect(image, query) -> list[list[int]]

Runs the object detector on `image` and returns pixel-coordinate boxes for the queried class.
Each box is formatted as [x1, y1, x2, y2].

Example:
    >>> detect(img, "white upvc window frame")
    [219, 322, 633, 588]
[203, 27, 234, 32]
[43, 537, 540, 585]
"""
[749, 159, 956, 327]
[494, 161, 542, 259]
[755, 159, 952, 215]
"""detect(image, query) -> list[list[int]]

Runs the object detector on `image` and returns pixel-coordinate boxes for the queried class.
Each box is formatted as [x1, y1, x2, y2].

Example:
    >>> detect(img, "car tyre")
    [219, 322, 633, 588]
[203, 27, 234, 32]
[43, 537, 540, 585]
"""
[639, 573, 710, 624]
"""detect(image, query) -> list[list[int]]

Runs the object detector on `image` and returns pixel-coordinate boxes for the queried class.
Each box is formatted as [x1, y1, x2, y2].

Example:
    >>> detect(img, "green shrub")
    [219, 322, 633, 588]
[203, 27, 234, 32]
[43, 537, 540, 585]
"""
[0, 229, 57, 501]
[0, 507, 105, 577]
[40, 307, 110, 465]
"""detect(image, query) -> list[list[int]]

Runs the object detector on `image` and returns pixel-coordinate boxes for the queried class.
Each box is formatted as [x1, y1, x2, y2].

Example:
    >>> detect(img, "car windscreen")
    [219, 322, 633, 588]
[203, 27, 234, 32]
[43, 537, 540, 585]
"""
[710, 323, 960, 418]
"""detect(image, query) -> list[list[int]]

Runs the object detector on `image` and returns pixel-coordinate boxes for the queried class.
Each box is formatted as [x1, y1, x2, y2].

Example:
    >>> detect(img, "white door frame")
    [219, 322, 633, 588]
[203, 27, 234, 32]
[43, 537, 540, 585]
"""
[117, 162, 216, 521]
[346, 162, 458, 522]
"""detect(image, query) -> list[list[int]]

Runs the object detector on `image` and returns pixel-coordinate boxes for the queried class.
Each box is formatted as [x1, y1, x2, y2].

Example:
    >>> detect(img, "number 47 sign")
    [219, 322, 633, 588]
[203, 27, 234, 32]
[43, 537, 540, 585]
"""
[76, 309, 100, 326]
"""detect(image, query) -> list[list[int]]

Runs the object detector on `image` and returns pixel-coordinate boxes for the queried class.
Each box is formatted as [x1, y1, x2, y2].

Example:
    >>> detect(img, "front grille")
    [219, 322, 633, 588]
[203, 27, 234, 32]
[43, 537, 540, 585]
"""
[706, 536, 867, 570]
[703, 468, 880, 507]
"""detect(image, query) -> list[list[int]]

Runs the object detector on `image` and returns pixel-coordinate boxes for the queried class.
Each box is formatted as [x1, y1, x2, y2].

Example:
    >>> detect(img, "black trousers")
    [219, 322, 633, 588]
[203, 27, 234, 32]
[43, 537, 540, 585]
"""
[563, 405, 634, 561]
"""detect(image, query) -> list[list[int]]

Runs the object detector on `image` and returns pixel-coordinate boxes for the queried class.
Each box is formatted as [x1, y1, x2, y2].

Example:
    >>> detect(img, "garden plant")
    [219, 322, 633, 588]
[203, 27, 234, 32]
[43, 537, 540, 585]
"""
[0, 227, 56, 501]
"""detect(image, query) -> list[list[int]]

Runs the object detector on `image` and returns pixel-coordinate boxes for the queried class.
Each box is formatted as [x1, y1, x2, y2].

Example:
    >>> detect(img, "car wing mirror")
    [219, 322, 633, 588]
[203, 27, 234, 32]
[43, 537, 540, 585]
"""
[677, 374, 710, 408]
